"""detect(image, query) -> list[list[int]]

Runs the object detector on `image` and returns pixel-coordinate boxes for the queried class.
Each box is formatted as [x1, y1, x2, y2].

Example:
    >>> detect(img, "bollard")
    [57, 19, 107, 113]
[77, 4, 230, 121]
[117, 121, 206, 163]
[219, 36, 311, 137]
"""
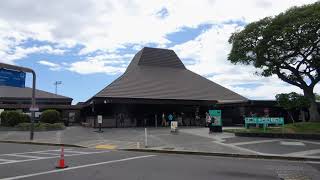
[144, 128, 148, 148]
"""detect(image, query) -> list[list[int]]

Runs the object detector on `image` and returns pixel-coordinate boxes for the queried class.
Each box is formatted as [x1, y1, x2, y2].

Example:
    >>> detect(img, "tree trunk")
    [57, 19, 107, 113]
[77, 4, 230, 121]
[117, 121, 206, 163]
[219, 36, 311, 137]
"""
[303, 89, 320, 122]
[299, 110, 306, 122]
[288, 111, 295, 124]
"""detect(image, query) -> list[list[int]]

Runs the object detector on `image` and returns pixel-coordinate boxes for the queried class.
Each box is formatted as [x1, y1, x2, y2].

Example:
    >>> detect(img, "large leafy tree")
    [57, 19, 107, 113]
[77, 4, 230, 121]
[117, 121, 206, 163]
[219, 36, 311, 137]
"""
[228, 2, 320, 122]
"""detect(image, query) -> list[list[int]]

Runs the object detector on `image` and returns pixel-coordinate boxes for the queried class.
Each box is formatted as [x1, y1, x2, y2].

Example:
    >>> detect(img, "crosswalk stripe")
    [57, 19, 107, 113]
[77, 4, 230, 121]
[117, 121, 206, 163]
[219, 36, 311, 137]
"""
[0, 158, 17, 162]
[0, 150, 109, 165]
[32, 152, 60, 156]
[0, 149, 72, 156]
[6, 154, 44, 159]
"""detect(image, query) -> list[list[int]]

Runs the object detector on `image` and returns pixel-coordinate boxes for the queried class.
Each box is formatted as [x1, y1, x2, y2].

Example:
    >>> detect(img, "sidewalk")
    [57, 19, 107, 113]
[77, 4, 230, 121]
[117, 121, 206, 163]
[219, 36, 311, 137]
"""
[0, 126, 319, 160]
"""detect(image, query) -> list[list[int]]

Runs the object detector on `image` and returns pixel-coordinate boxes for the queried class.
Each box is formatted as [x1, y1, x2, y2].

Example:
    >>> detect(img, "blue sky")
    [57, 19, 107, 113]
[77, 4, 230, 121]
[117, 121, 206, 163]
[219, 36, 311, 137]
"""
[0, 0, 319, 104]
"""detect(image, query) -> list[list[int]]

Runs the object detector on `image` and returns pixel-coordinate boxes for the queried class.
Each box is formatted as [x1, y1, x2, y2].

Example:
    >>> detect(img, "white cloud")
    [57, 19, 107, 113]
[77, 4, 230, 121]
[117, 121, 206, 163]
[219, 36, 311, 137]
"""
[38, 60, 62, 71]
[0, 0, 318, 99]
[67, 52, 133, 74]
[0, 0, 316, 56]
[68, 59, 125, 75]
[172, 23, 320, 100]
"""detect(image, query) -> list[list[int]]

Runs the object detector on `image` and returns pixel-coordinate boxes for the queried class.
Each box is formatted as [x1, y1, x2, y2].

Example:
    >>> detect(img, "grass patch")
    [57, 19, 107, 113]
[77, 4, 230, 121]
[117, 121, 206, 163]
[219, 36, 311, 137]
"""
[14, 123, 65, 131]
[224, 122, 320, 134]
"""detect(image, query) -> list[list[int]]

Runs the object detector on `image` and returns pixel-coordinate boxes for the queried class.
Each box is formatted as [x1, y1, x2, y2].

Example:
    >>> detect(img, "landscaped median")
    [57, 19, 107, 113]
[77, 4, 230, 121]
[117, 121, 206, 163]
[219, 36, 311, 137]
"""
[224, 122, 320, 140]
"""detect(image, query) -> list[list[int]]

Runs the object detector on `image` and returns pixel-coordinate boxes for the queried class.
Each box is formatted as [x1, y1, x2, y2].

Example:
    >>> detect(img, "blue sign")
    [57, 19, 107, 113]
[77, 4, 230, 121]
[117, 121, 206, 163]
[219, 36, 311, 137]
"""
[0, 68, 26, 88]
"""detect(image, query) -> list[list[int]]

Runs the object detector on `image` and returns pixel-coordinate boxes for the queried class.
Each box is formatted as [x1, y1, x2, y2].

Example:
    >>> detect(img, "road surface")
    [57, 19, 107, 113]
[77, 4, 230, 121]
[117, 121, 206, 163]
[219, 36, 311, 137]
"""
[0, 143, 319, 180]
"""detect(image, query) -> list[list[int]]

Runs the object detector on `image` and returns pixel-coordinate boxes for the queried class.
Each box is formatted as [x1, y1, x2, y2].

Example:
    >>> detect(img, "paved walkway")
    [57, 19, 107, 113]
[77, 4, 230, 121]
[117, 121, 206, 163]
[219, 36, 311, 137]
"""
[0, 126, 319, 159]
[181, 128, 320, 159]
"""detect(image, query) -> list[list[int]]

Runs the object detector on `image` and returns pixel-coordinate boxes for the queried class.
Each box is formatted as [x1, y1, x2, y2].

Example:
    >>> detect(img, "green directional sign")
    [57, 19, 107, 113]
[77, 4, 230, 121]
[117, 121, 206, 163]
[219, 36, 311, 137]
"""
[244, 117, 284, 132]
[209, 110, 222, 126]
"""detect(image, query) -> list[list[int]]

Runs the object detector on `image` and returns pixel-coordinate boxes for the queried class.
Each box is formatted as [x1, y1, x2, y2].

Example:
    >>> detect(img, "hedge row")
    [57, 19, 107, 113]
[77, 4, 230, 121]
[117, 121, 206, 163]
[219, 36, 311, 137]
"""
[0, 111, 30, 127]
[1, 109, 62, 127]
[15, 123, 65, 131]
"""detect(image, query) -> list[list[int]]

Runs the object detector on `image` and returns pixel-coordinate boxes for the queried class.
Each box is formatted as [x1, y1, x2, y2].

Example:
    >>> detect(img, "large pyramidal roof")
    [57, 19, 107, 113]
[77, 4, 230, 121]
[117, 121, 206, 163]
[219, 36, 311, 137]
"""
[93, 47, 247, 103]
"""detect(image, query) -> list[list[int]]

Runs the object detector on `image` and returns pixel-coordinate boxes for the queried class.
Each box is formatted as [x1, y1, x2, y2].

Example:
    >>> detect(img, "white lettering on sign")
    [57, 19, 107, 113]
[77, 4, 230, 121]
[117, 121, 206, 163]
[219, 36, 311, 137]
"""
[29, 107, 39, 112]
[97, 115, 103, 124]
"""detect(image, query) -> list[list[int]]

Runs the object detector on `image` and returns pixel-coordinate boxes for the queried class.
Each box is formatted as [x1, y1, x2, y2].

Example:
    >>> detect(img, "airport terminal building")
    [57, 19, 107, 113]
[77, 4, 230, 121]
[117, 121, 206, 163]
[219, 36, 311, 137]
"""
[81, 47, 254, 127]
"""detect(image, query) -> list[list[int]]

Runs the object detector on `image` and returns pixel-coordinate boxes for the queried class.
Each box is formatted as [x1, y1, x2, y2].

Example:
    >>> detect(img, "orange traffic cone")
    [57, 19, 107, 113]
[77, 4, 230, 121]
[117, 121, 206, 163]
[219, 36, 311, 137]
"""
[56, 146, 68, 169]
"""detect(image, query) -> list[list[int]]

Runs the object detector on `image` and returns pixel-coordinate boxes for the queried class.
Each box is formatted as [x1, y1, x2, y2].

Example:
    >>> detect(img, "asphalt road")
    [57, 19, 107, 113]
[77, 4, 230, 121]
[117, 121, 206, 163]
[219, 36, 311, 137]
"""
[0, 143, 319, 180]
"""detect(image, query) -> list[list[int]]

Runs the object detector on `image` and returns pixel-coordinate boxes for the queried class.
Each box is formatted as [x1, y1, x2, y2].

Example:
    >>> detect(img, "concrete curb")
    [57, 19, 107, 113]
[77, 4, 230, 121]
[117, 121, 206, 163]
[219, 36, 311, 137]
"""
[0, 140, 86, 148]
[234, 132, 320, 140]
[123, 148, 320, 162]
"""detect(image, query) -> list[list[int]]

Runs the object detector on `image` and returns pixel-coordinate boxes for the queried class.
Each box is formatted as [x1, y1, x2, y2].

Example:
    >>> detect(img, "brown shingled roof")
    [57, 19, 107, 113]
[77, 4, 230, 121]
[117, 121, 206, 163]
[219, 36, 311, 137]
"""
[93, 47, 248, 102]
[0, 86, 72, 100]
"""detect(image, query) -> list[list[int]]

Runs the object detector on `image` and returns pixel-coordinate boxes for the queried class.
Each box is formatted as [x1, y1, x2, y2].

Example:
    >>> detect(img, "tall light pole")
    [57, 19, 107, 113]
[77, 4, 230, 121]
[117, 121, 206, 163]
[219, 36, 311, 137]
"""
[54, 81, 62, 95]
[0, 63, 37, 140]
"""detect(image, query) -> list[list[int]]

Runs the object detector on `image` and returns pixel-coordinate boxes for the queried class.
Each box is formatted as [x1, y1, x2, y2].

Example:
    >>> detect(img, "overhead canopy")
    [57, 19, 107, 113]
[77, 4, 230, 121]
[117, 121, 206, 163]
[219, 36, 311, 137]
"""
[92, 47, 248, 103]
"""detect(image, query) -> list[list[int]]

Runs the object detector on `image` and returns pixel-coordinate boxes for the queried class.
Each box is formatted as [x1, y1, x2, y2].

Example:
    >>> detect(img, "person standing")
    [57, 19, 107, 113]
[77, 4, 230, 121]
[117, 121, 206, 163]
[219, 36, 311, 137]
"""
[119, 113, 125, 127]
[161, 112, 166, 127]
[168, 113, 173, 127]
[206, 112, 212, 133]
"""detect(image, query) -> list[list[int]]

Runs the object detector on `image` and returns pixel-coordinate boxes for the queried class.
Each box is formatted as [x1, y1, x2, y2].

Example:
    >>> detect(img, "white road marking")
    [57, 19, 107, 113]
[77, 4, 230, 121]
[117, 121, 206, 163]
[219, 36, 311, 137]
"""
[63, 150, 92, 154]
[0, 150, 109, 165]
[5, 154, 44, 159]
[33, 152, 60, 156]
[211, 140, 263, 155]
[230, 139, 279, 146]
[0, 159, 17, 163]
[306, 160, 320, 164]
[1, 155, 156, 180]
[280, 141, 305, 146]
[285, 149, 320, 156]
[0, 149, 72, 156]
[301, 140, 320, 145]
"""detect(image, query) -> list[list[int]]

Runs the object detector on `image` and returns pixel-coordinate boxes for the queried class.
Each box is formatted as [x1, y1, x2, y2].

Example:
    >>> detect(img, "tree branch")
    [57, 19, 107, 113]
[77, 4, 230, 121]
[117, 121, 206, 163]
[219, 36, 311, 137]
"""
[276, 69, 303, 88]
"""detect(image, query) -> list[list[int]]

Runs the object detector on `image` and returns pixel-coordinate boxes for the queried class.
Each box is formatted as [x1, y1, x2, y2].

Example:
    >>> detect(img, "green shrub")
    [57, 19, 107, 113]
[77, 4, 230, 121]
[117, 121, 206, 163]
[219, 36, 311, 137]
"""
[15, 122, 65, 131]
[0, 111, 9, 126]
[50, 123, 65, 129]
[20, 113, 31, 123]
[0, 111, 31, 127]
[40, 110, 61, 124]
[6, 111, 23, 127]
[15, 123, 32, 131]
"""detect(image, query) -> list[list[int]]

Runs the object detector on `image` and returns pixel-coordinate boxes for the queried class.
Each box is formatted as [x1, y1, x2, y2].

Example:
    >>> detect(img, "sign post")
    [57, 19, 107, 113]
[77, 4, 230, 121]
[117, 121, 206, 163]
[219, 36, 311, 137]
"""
[170, 121, 178, 133]
[209, 110, 222, 132]
[0, 109, 4, 125]
[0, 63, 36, 140]
[144, 128, 148, 148]
[97, 115, 103, 133]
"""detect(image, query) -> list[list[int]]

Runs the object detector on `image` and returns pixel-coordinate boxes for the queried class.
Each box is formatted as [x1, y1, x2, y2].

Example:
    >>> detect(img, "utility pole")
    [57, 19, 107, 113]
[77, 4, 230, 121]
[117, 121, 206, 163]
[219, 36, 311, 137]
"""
[54, 81, 62, 95]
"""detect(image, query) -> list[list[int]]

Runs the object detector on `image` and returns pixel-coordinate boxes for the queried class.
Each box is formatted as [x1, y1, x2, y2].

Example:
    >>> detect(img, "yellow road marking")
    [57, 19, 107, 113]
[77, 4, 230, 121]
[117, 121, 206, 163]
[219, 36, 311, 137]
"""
[95, 144, 117, 150]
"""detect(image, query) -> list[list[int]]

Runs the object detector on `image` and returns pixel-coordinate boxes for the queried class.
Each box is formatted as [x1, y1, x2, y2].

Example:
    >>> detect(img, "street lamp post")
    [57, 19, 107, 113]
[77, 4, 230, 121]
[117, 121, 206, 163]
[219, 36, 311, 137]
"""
[0, 63, 36, 140]
[54, 81, 62, 95]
